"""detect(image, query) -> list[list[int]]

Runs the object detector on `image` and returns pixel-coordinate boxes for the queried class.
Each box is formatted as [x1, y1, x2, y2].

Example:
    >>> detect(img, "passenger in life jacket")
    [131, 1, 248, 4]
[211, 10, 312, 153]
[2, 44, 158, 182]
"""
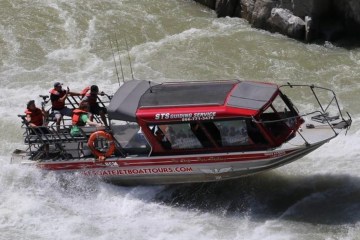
[70, 101, 103, 137]
[50, 82, 81, 129]
[80, 85, 108, 126]
[25, 100, 49, 134]
[25, 100, 50, 157]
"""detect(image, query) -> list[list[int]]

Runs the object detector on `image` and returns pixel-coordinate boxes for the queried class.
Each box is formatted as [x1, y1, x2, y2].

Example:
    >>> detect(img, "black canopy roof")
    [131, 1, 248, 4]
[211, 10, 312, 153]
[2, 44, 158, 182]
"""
[107, 80, 151, 122]
[107, 80, 278, 122]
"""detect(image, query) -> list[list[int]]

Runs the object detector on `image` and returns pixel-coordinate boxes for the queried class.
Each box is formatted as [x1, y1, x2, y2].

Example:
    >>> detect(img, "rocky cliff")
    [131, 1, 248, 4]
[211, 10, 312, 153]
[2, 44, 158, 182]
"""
[194, 0, 360, 42]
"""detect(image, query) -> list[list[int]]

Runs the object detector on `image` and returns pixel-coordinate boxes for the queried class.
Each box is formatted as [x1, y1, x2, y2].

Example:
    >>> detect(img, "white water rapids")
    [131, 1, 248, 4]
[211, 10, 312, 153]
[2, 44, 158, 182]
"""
[1, 1, 360, 239]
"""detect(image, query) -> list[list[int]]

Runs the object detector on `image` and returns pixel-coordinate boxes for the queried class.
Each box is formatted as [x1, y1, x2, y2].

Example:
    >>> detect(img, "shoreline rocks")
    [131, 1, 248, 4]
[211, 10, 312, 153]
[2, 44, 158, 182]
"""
[194, 0, 360, 42]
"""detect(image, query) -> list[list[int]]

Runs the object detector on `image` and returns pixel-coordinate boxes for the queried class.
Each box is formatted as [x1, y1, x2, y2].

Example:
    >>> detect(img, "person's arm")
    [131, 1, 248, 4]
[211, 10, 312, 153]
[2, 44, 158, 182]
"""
[86, 119, 103, 127]
[81, 114, 102, 127]
[67, 87, 82, 97]
[58, 90, 68, 103]
[26, 114, 37, 127]
[26, 114, 32, 126]
[51, 93, 61, 102]
[69, 91, 82, 96]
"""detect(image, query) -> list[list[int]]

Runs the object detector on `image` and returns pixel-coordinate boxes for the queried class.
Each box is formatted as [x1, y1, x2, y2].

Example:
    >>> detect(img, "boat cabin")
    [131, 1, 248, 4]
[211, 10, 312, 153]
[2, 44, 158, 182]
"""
[107, 80, 303, 156]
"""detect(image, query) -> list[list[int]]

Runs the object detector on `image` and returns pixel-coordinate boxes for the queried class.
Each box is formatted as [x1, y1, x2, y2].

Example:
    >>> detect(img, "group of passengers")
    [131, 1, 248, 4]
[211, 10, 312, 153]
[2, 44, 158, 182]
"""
[25, 82, 108, 137]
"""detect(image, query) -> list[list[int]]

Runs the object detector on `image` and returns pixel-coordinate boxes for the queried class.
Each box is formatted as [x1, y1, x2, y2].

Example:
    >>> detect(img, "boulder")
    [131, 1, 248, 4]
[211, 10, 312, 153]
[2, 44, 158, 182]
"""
[240, 0, 255, 21]
[193, 0, 360, 42]
[267, 8, 305, 40]
[250, 0, 275, 28]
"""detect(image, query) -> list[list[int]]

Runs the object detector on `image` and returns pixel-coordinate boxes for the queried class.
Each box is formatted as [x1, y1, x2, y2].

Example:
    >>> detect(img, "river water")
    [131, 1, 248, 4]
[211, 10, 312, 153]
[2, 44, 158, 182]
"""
[1, 0, 360, 239]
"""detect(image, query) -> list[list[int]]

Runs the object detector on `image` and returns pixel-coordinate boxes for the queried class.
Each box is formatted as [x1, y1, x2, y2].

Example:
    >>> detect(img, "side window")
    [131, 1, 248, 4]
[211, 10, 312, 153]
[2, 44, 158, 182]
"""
[151, 123, 202, 149]
[149, 125, 172, 150]
[149, 119, 262, 150]
[214, 119, 251, 146]
[110, 120, 150, 149]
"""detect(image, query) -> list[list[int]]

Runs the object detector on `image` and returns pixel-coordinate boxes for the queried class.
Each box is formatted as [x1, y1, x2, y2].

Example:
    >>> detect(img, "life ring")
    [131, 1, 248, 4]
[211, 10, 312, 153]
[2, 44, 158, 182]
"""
[87, 131, 115, 159]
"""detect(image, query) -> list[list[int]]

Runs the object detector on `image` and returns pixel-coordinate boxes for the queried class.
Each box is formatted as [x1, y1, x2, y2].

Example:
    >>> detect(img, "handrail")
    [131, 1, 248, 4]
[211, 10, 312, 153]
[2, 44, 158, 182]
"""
[279, 83, 347, 122]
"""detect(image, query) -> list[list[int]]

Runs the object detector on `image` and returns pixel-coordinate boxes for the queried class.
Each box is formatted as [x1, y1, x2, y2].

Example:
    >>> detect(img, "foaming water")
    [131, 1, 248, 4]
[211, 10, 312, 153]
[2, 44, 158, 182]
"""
[1, 0, 360, 239]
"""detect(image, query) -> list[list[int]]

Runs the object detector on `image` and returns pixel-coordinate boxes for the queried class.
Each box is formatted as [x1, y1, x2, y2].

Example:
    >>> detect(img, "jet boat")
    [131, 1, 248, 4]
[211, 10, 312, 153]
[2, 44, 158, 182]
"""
[12, 80, 352, 185]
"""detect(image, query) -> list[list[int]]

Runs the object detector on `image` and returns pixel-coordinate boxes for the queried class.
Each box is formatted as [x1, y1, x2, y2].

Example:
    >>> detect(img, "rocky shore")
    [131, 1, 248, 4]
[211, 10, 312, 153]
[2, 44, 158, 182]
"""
[194, 0, 360, 42]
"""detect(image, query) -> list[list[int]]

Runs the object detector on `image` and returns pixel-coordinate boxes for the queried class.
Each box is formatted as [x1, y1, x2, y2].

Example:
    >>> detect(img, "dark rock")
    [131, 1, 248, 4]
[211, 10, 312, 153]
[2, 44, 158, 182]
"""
[334, 0, 360, 37]
[234, 1, 242, 17]
[193, 0, 360, 42]
[280, 0, 332, 19]
[193, 0, 216, 10]
[215, 0, 240, 17]
[251, 0, 275, 28]
[240, 0, 255, 21]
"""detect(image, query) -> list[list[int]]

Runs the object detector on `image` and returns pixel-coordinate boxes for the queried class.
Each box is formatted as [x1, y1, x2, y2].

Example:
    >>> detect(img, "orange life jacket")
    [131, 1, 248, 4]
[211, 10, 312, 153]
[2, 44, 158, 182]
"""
[49, 88, 66, 110]
[72, 109, 88, 126]
[25, 108, 43, 126]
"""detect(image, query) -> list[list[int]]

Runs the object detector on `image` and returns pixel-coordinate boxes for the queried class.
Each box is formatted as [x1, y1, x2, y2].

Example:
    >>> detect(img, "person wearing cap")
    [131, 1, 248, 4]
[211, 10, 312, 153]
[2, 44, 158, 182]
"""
[49, 82, 81, 128]
[25, 100, 50, 156]
[81, 85, 108, 126]
[25, 100, 48, 132]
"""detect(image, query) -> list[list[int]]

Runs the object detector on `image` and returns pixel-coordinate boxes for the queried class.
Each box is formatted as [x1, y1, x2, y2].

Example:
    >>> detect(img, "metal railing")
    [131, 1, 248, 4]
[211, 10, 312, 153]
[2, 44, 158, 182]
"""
[18, 92, 114, 160]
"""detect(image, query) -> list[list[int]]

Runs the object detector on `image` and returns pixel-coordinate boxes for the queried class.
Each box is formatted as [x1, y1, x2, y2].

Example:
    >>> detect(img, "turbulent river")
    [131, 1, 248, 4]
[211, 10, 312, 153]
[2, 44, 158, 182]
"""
[1, 1, 360, 239]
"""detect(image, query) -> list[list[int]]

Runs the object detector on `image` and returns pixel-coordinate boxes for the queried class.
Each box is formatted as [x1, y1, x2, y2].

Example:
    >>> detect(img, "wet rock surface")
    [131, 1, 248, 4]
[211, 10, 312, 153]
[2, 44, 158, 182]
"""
[193, 0, 360, 43]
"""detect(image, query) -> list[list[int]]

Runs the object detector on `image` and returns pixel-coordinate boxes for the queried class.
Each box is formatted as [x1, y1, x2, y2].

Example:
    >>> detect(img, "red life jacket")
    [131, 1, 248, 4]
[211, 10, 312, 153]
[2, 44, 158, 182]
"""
[72, 109, 88, 126]
[49, 88, 66, 110]
[25, 108, 43, 126]
[80, 86, 90, 96]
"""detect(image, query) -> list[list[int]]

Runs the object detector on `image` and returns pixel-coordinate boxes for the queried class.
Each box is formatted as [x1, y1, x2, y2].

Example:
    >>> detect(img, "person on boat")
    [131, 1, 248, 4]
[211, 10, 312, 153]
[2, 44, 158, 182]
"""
[25, 100, 50, 157]
[49, 82, 81, 129]
[71, 101, 103, 158]
[70, 101, 103, 137]
[154, 128, 171, 149]
[25, 100, 49, 134]
[80, 85, 108, 126]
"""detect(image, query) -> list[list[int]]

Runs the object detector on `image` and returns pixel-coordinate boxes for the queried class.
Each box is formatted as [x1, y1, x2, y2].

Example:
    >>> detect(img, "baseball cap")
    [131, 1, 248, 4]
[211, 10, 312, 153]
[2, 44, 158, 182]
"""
[54, 82, 63, 88]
